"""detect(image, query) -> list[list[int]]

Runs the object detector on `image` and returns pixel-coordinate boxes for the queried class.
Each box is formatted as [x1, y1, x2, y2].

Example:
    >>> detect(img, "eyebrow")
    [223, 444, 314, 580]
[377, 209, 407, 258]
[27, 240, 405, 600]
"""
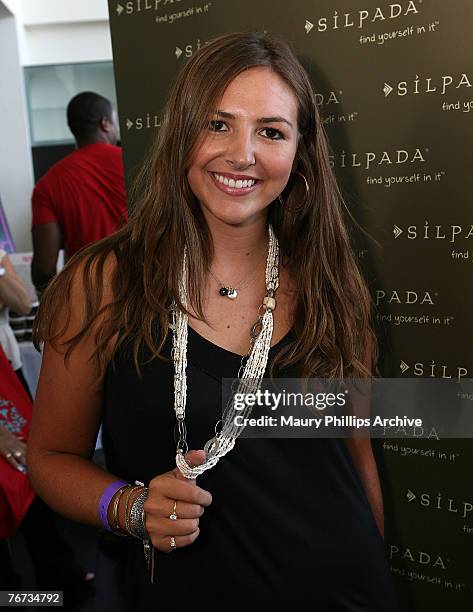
[215, 110, 294, 129]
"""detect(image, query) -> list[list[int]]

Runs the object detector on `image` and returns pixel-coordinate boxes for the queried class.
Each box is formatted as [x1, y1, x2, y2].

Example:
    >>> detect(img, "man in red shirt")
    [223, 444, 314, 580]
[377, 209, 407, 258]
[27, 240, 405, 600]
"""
[31, 91, 128, 295]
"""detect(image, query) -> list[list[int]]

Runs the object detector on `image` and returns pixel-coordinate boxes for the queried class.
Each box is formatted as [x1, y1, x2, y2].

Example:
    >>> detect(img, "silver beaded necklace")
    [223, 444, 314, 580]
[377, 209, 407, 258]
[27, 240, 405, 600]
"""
[170, 224, 279, 478]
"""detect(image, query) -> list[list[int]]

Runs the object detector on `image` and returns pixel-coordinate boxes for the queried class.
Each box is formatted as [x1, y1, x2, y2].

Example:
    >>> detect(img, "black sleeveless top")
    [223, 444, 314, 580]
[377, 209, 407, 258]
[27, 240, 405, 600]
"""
[102, 325, 400, 611]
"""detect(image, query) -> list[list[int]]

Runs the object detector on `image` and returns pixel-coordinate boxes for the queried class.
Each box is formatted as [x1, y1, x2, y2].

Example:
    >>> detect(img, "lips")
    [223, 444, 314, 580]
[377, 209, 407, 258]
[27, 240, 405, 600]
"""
[208, 171, 261, 197]
[211, 172, 259, 189]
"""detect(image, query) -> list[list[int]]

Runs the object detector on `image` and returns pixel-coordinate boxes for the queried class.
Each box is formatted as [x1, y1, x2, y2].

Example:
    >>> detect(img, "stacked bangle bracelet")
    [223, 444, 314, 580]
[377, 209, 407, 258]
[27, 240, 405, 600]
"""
[129, 488, 149, 539]
[125, 484, 144, 535]
[98, 479, 149, 540]
[98, 480, 129, 531]
[111, 485, 131, 536]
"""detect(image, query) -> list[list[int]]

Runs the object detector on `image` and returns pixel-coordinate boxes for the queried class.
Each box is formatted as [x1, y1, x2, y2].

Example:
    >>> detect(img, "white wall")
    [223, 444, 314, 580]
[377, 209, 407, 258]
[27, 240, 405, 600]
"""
[1, 0, 18, 16]
[20, 0, 112, 66]
[0, 8, 35, 252]
[22, 21, 112, 66]
[22, 0, 108, 25]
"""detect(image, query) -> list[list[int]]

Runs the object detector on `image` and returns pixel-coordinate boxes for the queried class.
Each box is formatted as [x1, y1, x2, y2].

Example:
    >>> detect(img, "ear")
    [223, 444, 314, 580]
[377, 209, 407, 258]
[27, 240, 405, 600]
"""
[100, 117, 111, 133]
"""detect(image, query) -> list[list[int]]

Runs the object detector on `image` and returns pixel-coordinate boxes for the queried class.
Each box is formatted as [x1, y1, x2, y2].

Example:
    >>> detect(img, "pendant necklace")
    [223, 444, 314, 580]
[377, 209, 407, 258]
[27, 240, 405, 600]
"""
[170, 224, 279, 478]
[208, 247, 267, 299]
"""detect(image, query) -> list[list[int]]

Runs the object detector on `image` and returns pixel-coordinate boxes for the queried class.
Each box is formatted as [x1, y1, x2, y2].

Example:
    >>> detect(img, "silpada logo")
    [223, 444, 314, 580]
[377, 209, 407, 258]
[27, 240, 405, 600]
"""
[329, 147, 426, 170]
[389, 544, 449, 570]
[375, 289, 436, 307]
[305, 2, 420, 33]
[116, 0, 183, 15]
[405, 490, 473, 519]
[392, 223, 473, 242]
[384, 73, 472, 97]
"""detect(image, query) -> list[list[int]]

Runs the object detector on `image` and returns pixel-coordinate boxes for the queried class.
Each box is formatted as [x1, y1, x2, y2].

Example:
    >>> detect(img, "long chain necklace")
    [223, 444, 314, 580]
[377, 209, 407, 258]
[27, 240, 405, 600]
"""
[208, 246, 268, 299]
[170, 225, 279, 478]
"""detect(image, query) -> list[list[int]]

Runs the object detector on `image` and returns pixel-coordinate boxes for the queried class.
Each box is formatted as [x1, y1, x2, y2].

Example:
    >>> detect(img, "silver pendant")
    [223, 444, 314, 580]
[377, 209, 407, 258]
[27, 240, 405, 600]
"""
[219, 286, 238, 299]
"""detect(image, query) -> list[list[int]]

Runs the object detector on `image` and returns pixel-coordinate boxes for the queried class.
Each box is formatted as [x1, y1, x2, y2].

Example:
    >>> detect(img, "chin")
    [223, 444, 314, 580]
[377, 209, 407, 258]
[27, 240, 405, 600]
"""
[205, 203, 267, 227]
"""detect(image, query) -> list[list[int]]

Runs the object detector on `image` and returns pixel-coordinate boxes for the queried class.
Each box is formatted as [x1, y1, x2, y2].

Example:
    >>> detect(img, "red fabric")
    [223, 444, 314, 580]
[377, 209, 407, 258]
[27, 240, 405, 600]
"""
[31, 143, 128, 257]
[0, 348, 35, 538]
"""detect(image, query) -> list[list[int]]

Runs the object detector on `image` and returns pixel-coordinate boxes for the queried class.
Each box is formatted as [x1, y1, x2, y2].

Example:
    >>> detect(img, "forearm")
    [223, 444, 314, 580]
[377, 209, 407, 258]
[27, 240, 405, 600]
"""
[27, 450, 126, 528]
[31, 223, 62, 295]
[0, 276, 31, 314]
[31, 263, 56, 297]
[357, 461, 384, 538]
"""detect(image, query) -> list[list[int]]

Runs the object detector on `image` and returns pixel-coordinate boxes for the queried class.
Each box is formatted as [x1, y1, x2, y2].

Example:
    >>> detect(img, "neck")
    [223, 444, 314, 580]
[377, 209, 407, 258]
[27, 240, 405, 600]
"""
[207, 216, 269, 277]
[76, 134, 110, 149]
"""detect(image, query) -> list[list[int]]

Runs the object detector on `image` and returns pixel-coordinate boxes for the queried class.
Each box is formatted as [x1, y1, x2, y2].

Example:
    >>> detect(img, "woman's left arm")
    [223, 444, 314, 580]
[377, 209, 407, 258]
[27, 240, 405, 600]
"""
[345, 333, 384, 538]
[345, 437, 384, 538]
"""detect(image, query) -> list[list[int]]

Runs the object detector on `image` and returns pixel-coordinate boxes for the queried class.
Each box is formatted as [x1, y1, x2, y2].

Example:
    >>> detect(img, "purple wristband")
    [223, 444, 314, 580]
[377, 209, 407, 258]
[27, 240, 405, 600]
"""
[98, 480, 129, 530]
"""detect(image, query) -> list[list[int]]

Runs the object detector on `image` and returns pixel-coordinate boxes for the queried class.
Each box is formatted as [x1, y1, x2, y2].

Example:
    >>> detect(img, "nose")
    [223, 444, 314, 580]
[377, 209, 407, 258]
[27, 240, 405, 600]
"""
[225, 129, 256, 169]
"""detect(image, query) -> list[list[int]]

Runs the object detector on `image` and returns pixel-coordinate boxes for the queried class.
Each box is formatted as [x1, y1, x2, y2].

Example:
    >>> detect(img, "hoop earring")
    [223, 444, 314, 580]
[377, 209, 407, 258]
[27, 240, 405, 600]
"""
[294, 171, 309, 195]
[278, 171, 310, 207]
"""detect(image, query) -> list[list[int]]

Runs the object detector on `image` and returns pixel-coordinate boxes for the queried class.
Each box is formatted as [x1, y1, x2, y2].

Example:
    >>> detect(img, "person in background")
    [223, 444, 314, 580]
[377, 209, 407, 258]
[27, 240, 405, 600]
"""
[31, 91, 128, 296]
[0, 249, 32, 394]
[0, 347, 95, 603]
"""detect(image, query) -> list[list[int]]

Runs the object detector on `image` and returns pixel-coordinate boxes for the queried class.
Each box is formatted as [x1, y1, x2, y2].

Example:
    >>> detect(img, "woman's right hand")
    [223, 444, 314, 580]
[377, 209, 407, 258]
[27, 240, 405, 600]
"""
[143, 450, 212, 553]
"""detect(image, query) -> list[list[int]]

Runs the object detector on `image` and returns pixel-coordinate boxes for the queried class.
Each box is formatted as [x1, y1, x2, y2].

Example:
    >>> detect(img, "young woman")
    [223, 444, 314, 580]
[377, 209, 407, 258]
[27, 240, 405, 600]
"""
[29, 32, 399, 610]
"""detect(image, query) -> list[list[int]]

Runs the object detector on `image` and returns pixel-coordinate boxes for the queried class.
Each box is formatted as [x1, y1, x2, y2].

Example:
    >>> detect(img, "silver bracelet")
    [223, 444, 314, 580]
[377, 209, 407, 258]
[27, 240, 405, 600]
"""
[129, 487, 149, 540]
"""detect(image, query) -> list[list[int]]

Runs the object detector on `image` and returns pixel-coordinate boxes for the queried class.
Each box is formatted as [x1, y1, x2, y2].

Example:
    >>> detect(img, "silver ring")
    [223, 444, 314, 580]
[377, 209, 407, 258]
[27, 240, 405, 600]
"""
[169, 536, 176, 551]
[14, 450, 22, 459]
[169, 500, 178, 521]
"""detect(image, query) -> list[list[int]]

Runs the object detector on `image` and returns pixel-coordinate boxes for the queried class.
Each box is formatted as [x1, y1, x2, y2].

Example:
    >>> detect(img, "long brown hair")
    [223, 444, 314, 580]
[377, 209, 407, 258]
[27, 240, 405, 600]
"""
[34, 31, 377, 380]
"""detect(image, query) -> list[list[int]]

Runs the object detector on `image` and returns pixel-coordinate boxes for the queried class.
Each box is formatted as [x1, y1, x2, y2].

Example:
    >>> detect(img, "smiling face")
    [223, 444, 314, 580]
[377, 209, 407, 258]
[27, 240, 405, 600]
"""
[186, 67, 300, 227]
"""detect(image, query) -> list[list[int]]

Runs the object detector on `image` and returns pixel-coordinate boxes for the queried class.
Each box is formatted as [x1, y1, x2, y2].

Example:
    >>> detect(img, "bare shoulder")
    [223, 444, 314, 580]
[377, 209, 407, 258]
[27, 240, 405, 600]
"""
[70, 248, 118, 303]
[52, 250, 118, 340]
[40, 248, 120, 378]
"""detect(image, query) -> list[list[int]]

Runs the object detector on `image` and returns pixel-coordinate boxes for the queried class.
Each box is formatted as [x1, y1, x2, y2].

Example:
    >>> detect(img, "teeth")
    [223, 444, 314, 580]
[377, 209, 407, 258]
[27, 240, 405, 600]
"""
[213, 173, 256, 189]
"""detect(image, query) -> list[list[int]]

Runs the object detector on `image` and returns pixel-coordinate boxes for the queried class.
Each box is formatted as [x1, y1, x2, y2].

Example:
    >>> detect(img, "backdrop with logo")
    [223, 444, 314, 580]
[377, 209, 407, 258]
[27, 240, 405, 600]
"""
[107, 1, 473, 609]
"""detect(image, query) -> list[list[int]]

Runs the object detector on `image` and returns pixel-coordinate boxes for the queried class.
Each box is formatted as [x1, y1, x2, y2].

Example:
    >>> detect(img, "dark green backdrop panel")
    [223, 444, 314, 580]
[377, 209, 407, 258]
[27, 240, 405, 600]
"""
[108, 2, 473, 609]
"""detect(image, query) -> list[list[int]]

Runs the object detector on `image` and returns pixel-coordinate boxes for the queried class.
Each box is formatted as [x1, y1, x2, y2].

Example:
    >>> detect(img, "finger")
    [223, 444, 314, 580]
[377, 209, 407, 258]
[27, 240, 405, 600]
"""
[147, 478, 192, 504]
[162, 500, 204, 520]
[168, 529, 200, 550]
[155, 478, 212, 507]
[154, 528, 200, 553]
[149, 496, 204, 520]
[171, 449, 206, 482]
[148, 517, 200, 538]
[13, 449, 26, 464]
[4, 452, 22, 471]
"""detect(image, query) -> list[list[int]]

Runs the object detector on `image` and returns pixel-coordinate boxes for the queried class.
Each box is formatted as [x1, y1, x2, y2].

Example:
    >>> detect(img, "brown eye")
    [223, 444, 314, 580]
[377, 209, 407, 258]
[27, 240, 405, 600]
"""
[209, 120, 228, 132]
[260, 127, 284, 140]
